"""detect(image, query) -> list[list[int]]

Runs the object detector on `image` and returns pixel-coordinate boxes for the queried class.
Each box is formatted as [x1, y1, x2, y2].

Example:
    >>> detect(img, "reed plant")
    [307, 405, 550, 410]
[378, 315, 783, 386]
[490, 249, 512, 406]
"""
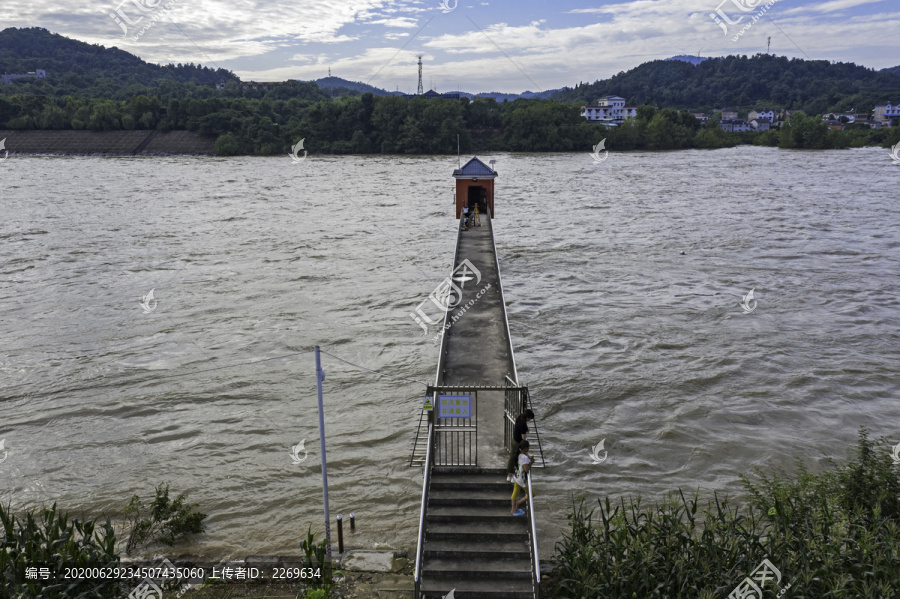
[0, 503, 120, 599]
[553, 427, 899, 598]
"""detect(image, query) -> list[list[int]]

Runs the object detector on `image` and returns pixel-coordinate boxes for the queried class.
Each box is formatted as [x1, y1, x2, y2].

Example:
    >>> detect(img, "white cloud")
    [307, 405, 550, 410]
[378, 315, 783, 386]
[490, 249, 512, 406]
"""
[785, 0, 885, 14]
[1, 0, 898, 91]
[364, 17, 419, 27]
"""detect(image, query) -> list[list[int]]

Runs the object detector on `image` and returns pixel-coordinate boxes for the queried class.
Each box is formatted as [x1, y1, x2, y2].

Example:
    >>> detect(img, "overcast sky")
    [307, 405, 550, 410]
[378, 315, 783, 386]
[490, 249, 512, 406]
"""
[2, 0, 897, 92]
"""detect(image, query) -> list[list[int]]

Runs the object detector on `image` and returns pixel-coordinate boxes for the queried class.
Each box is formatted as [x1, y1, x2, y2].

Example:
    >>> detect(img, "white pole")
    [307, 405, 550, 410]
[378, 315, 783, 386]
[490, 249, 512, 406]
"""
[315, 346, 332, 558]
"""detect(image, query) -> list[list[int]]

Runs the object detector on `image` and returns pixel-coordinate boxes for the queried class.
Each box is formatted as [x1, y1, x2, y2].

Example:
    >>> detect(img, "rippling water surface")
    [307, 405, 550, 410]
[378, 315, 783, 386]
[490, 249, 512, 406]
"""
[1, 147, 898, 560]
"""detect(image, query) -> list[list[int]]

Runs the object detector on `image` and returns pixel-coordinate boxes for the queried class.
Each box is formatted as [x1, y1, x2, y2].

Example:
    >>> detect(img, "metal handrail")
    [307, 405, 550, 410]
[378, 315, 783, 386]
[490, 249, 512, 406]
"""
[524, 387, 546, 468]
[486, 207, 520, 385]
[434, 212, 467, 387]
[505, 376, 545, 468]
[413, 422, 434, 598]
[526, 469, 541, 599]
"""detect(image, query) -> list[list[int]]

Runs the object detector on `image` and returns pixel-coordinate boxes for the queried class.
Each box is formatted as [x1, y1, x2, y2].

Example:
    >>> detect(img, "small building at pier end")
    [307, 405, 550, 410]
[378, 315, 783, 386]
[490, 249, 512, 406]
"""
[452, 156, 497, 218]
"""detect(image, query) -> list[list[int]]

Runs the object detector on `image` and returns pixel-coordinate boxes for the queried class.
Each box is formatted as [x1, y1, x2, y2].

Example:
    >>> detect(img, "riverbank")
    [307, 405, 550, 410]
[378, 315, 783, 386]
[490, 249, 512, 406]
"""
[0, 129, 214, 155]
[177, 556, 559, 599]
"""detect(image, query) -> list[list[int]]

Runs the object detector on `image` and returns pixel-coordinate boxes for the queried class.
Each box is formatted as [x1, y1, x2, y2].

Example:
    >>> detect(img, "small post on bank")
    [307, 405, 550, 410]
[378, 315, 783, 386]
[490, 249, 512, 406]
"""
[315, 346, 332, 558]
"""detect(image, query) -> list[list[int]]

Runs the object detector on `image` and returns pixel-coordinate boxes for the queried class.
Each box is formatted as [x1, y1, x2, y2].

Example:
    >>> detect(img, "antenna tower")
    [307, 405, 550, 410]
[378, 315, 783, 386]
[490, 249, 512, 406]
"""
[767, 36, 771, 54]
[417, 55, 424, 95]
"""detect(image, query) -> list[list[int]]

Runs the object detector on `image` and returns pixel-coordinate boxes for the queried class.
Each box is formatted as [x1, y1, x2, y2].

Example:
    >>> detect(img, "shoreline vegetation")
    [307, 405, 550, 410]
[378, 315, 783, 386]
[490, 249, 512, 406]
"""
[553, 428, 900, 599]
[2, 95, 899, 157]
[4, 430, 898, 598]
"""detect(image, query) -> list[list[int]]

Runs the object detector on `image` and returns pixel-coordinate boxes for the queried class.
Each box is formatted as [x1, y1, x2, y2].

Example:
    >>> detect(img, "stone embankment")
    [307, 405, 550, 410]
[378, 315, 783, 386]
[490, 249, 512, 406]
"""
[0, 130, 215, 155]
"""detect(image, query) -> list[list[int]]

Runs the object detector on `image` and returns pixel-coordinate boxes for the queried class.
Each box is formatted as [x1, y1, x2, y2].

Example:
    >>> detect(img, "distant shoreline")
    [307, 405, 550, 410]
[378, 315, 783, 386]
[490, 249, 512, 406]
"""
[0, 130, 214, 156]
[0, 128, 890, 157]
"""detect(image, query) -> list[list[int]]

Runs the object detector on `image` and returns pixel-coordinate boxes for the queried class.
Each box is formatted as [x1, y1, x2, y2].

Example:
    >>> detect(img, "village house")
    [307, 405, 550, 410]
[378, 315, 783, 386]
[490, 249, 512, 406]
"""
[873, 102, 900, 126]
[0, 69, 46, 84]
[692, 113, 710, 124]
[580, 96, 639, 126]
[400, 89, 463, 99]
[748, 108, 775, 122]
[822, 112, 858, 123]
[719, 119, 751, 132]
[717, 109, 739, 121]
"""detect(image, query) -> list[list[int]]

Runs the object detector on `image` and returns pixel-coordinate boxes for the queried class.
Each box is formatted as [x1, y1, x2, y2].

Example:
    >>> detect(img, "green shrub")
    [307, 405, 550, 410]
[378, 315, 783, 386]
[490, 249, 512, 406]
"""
[124, 483, 206, 555]
[213, 132, 241, 156]
[0, 503, 120, 598]
[554, 428, 900, 599]
[300, 526, 336, 595]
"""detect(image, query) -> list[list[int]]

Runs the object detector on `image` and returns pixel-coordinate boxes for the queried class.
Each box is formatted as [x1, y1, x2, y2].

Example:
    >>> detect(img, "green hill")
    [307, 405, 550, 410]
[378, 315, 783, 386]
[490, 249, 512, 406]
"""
[312, 76, 399, 97]
[553, 54, 900, 114]
[0, 27, 237, 98]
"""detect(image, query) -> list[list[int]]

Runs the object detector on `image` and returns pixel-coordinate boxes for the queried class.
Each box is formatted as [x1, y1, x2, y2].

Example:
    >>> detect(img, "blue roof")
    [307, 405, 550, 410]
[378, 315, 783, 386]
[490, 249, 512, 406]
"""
[453, 156, 496, 177]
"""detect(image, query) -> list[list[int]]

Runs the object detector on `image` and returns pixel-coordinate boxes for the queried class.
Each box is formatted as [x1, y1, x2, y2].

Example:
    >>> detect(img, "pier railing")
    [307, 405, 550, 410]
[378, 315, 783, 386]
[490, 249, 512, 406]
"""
[413, 421, 434, 598]
[427, 385, 478, 467]
[504, 376, 545, 468]
[526, 468, 541, 599]
[487, 207, 520, 384]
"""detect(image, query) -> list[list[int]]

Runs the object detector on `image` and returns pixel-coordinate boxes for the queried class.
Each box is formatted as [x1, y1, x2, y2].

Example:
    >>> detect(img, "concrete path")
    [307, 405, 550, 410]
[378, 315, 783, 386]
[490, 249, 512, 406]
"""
[441, 213, 514, 470]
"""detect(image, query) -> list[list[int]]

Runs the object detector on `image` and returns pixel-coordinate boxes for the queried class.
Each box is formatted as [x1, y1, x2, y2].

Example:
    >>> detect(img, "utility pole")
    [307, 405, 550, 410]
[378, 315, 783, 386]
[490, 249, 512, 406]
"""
[417, 55, 424, 95]
[314, 347, 332, 558]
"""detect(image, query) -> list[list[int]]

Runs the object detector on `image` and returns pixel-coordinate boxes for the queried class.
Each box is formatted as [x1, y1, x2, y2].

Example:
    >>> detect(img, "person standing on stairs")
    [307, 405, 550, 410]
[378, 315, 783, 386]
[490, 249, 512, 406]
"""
[507, 409, 535, 482]
[510, 440, 532, 516]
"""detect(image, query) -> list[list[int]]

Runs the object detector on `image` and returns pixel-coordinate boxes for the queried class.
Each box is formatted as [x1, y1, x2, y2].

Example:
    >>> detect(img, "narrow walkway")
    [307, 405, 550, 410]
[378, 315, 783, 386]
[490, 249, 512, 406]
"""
[441, 212, 514, 470]
[415, 211, 539, 599]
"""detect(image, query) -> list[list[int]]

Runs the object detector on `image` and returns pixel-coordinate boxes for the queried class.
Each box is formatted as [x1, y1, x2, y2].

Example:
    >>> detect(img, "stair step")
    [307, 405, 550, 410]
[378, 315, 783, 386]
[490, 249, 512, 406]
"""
[426, 520, 527, 541]
[430, 474, 512, 491]
[424, 538, 529, 559]
[423, 556, 532, 579]
[427, 505, 526, 522]
[429, 490, 510, 507]
[419, 577, 534, 599]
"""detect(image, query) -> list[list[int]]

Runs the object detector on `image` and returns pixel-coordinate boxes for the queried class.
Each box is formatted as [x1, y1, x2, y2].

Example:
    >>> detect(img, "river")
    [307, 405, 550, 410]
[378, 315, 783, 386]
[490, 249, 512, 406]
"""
[1, 147, 898, 561]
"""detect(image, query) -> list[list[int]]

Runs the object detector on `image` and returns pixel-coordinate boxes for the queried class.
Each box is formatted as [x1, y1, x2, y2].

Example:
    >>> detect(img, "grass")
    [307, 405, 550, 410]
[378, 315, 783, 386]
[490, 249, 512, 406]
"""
[553, 427, 900, 599]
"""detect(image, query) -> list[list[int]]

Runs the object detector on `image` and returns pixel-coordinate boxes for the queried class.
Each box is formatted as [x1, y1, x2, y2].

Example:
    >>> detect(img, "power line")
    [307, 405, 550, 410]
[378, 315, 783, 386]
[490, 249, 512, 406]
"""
[319, 349, 428, 387]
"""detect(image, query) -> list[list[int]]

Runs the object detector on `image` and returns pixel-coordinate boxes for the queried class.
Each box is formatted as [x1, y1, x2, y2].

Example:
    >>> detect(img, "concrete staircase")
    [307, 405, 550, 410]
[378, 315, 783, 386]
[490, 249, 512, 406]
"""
[419, 469, 535, 599]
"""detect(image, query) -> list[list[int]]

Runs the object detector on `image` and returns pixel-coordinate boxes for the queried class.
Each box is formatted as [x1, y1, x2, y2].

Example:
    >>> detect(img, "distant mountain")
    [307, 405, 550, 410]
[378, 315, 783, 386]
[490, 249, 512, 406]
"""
[309, 78, 569, 101]
[883, 65, 900, 77]
[311, 76, 401, 97]
[666, 55, 711, 66]
[468, 89, 567, 101]
[0, 27, 236, 97]
[552, 53, 900, 114]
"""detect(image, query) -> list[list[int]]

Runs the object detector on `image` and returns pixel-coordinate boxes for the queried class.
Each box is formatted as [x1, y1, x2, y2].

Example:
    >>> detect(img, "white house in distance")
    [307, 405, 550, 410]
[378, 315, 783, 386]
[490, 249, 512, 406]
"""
[748, 108, 775, 122]
[719, 119, 752, 132]
[580, 96, 638, 126]
[720, 118, 770, 132]
[0, 69, 46, 84]
[874, 102, 900, 125]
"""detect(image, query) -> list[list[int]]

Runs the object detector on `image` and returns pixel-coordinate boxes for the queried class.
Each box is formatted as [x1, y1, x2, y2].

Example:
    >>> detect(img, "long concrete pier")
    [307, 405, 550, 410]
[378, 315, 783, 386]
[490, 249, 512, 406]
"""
[412, 176, 543, 599]
[439, 211, 517, 470]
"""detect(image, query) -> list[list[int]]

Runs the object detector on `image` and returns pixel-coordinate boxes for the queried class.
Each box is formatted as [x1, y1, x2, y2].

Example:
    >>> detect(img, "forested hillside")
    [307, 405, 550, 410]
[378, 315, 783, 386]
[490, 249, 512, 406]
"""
[554, 54, 900, 114]
[0, 27, 236, 99]
[1, 28, 899, 155]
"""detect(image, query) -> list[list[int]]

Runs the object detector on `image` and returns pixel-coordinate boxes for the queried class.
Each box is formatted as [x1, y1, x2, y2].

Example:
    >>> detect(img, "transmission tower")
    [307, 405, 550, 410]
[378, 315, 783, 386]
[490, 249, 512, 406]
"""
[767, 36, 771, 54]
[417, 55, 424, 95]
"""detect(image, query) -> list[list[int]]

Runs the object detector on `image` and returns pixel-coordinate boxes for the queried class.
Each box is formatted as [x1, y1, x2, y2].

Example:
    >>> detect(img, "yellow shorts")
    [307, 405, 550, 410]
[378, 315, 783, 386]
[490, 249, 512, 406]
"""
[511, 483, 531, 500]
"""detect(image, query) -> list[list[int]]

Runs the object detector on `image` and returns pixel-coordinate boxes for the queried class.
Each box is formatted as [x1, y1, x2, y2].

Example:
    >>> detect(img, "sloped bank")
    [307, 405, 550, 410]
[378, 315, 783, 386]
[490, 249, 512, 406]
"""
[0, 130, 214, 155]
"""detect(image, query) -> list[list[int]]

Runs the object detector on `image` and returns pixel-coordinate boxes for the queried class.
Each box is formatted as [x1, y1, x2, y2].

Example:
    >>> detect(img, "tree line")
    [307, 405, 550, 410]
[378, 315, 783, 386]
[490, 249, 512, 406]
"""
[555, 53, 900, 116]
[1, 91, 897, 155]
